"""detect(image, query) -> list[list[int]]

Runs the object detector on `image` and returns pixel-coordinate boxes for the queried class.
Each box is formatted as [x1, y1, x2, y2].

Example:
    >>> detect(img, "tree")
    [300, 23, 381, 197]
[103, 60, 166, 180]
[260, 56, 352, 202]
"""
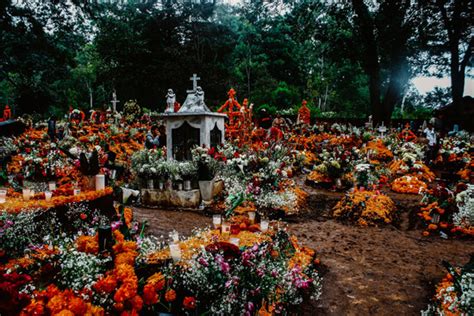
[419, 0, 473, 107]
[351, 0, 416, 123]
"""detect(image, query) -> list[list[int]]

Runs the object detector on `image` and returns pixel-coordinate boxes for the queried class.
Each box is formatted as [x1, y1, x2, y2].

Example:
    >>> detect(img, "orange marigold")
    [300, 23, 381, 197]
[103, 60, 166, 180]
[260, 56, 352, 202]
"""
[165, 289, 176, 302]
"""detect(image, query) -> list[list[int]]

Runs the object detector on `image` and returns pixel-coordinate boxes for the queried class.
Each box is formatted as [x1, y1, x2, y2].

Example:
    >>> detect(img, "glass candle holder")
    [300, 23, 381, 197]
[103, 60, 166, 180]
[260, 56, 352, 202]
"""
[0, 189, 6, 203]
[248, 211, 256, 224]
[45, 191, 52, 201]
[170, 231, 179, 242]
[95, 174, 105, 191]
[213, 214, 222, 229]
[169, 243, 182, 262]
[260, 219, 269, 232]
[22, 188, 31, 201]
[48, 181, 56, 191]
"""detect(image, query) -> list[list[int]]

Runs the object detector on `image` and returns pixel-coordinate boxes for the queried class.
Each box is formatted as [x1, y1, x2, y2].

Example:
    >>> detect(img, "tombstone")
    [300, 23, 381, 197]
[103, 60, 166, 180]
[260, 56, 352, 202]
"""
[163, 74, 226, 160]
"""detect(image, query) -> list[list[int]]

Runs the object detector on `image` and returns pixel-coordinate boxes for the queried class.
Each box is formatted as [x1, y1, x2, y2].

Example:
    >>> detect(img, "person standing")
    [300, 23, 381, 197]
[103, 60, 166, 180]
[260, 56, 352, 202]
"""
[47, 115, 57, 141]
[424, 123, 437, 164]
[145, 125, 160, 149]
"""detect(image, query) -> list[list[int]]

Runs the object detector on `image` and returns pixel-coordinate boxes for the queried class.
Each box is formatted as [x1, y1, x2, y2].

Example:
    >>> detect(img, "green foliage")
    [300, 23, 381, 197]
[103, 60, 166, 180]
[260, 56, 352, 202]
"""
[0, 0, 454, 119]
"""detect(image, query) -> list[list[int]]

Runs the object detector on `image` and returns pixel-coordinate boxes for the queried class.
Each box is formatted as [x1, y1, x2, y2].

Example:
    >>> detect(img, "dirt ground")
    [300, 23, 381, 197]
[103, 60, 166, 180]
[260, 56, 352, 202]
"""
[133, 186, 474, 316]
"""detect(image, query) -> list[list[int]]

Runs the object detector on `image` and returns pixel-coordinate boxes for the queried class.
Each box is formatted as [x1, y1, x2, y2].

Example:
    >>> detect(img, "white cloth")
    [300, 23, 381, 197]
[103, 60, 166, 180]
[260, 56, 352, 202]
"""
[424, 128, 437, 146]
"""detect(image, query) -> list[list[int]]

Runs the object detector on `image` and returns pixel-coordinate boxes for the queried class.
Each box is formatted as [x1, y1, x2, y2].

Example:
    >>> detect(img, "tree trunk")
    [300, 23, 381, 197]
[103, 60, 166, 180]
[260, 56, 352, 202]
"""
[352, 0, 382, 123]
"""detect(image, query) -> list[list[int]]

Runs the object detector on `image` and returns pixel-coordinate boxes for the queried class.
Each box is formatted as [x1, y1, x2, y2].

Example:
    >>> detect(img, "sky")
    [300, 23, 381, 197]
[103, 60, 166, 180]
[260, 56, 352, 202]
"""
[412, 77, 474, 96]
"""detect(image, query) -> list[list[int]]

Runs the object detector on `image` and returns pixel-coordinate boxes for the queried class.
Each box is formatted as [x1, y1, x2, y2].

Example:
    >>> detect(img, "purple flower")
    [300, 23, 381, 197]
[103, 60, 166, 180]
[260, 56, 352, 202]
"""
[111, 221, 121, 230]
[198, 256, 209, 267]
[245, 301, 255, 313]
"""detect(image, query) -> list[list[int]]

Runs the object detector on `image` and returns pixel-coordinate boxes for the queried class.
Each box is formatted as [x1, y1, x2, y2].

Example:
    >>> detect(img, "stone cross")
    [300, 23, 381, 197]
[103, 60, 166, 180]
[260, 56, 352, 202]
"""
[111, 91, 120, 112]
[188, 73, 201, 93]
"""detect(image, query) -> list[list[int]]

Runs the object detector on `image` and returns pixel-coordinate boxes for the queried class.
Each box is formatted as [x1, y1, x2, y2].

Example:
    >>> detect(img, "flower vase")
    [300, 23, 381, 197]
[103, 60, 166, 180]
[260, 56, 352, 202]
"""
[147, 179, 154, 190]
[158, 181, 164, 190]
[199, 179, 215, 202]
[184, 180, 192, 191]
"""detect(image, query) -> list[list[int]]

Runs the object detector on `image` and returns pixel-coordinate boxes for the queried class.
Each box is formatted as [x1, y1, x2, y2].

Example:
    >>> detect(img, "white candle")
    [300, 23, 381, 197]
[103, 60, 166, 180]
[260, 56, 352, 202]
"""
[169, 243, 182, 262]
[0, 189, 6, 203]
[74, 188, 81, 196]
[45, 191, 52, 201]
[22, 188, 31, 201]
[229, 238, 240, 246]
[95, 174, 105, 191]
[248, 211, 256, 224]
[48, 181, 56, 191]
[212, 214, 222, 229]
[170, 231, 179, 242]
[260, 219, 269, 232]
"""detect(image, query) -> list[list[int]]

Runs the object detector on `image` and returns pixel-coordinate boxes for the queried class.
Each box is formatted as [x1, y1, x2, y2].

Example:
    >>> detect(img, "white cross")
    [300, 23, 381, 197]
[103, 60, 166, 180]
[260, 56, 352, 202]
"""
[111, 91, 120, 112]
[189, 73, 200, 92]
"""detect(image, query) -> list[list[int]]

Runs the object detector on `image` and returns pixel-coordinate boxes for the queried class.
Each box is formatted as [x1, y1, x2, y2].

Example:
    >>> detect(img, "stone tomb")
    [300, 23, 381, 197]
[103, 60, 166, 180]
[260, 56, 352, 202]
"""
[141, 75, 226, 208]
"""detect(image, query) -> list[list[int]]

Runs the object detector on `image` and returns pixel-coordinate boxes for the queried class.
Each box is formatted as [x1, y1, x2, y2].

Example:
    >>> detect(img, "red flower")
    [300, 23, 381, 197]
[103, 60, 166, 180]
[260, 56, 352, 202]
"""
[183, 296, 196, 310]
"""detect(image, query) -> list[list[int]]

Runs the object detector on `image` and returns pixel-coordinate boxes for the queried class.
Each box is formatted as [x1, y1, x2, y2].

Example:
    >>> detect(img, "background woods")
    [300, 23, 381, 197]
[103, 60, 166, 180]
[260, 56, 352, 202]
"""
[0, 0, 472, 119]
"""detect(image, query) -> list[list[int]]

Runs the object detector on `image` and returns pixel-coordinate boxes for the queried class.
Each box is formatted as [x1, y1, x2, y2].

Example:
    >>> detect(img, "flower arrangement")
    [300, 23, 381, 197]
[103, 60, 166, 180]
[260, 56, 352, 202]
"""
[333, 189, 397, 226]
[123, 99, 142, 122]
[422, 257, 474, 316]
[391, 175, 427, 194]
[418, 183, 474, 237]
[363, 139, 393, 161]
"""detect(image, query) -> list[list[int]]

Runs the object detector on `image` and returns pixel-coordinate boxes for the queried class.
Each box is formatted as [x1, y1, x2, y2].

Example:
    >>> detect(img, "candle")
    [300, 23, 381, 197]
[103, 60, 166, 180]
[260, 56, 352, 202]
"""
[170, 231, 179, 242]
[95, 174, 105, 191]
[169, 243, 182, 262]
[248, 211, 256, 224]
[229, 238, 240, 246]
[48, 181, 56, 191]
[221, 222, 231, 237]
[22, 188, 31, 201]
[260, 219, 269, 232]
[213, 214, 222, 229]
[0, 189, 6, 203]
[45, 191, 52, 201]
[74, 188, 81, 196]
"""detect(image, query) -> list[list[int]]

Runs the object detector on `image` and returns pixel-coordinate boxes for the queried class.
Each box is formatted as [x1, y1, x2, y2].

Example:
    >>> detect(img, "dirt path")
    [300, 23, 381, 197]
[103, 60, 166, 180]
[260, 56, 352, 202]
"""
[133, 202, 474, 315]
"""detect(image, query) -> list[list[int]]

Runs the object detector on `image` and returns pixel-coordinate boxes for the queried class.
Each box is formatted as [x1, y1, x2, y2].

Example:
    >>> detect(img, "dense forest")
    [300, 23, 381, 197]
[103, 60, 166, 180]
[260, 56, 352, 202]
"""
[0, 0, 472, 122]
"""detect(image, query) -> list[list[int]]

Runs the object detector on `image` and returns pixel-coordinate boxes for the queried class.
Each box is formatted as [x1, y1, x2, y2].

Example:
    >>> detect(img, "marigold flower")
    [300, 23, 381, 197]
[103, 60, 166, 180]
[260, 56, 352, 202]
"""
[142, 284, 159, 305]
[165, 289, 176, 302]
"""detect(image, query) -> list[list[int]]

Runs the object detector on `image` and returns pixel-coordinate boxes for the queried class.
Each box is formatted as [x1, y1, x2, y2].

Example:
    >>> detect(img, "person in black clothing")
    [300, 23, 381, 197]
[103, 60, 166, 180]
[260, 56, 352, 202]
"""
[158, 125, 167, 148]
[47, 115, 57, 141]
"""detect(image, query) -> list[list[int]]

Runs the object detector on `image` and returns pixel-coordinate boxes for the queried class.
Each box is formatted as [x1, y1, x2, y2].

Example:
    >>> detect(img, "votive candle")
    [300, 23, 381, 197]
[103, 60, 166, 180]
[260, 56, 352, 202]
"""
[260, 219, 269, 232]
[248, 211, 256, 224]
[22, 188, 31, 201]
[73, 188, 81, 196]
[171, 231, 179, 242]
[213, 214, 222, 229]
[45, 191, 52, 201]
[169, 243, 182, 262]
[48, 181, 56, 191]
[95, 174, 105, 191]
[0, 189, 6, 203]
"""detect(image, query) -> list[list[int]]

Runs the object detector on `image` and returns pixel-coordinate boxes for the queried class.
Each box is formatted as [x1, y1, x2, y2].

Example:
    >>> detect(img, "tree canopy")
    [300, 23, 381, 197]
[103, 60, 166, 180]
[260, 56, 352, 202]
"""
[0, 0, 472, 120]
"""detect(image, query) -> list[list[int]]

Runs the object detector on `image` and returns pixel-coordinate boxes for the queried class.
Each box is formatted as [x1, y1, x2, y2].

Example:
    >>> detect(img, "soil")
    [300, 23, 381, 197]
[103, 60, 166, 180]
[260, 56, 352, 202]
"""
[133, 184, 474, 316]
